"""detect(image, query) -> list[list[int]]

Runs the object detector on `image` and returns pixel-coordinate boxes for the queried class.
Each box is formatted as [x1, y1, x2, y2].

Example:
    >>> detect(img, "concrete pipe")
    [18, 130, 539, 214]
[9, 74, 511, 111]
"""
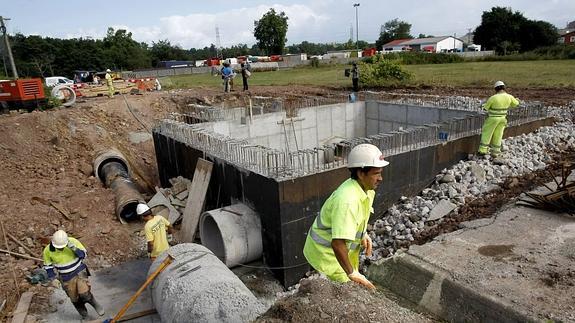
[199, 203, 263, 267]
[93, 149, 144, 223]
[149, 243, 264, 323]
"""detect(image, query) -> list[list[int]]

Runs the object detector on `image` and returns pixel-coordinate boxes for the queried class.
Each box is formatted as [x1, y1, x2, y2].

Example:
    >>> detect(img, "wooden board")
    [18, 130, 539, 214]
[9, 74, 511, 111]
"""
[11, 291, 35, 323]
[180, 158, 213, 243]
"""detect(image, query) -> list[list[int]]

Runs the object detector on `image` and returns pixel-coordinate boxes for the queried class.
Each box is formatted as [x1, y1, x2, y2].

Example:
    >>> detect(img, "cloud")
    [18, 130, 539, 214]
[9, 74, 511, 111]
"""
[98, 4, 329, 49]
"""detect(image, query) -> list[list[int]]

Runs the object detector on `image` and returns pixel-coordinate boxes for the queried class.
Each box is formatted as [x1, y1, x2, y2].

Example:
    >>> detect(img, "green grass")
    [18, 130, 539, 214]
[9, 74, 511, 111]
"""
[160, 60, 575, 89]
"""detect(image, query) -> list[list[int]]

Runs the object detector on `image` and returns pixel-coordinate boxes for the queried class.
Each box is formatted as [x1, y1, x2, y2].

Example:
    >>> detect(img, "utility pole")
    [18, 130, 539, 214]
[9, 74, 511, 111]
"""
[0, 16, 18, 79]
[353, 3, 360, 49]
[215, 26, 222, 59]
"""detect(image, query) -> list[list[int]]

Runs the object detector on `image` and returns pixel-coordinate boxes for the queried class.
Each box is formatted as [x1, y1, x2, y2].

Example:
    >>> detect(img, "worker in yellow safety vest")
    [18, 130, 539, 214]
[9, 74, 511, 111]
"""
[105, 68, 115, 98]
[478, 81, 519, 157]
[303, 143, 389, 290]
[137, 203, 173, 261]
[43, 230, 105, 319]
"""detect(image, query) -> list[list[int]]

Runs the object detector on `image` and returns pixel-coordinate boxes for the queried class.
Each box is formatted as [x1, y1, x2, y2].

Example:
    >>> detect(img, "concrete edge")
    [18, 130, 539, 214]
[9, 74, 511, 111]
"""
[367, 252, 537, 323]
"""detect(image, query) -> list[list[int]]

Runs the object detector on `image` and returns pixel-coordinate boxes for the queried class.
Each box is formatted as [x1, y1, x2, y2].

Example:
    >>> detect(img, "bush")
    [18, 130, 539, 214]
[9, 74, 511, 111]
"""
[358, 59, 412, 87]
[471, 44, 575, 62]
[365, 52, 464, 65]
[310, 57, 320, 68]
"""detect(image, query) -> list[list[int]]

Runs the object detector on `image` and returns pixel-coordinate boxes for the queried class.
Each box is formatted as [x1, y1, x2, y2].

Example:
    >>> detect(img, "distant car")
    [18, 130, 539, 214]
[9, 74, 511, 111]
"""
[45, 76, 74, 87]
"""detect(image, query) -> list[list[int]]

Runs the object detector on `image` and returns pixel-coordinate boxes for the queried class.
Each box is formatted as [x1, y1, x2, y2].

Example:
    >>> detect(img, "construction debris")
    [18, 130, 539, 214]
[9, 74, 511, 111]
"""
[517, 163, 575, 215]
[147, 176, 193, 224]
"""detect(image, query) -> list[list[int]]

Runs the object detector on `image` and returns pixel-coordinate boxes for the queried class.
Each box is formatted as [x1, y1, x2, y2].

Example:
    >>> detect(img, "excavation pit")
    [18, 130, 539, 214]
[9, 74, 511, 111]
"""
[153, 94, 552, 286]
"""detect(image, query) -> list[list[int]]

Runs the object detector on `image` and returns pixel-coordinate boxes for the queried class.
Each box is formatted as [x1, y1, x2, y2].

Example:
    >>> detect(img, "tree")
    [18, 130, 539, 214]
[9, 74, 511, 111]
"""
[254, 9, 289, 55]
[417, 34, 434, 39]
[474, 7, 558, 54]
[375, 19, 413, 49]
[518, 20, 558, 52]
[103, 28, 151, 70]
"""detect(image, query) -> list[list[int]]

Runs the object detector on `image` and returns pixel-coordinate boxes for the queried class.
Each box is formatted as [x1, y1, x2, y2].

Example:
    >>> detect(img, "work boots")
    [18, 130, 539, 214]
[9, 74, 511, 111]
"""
[72, 301, 88, 319]
[80, 292, 105, 316]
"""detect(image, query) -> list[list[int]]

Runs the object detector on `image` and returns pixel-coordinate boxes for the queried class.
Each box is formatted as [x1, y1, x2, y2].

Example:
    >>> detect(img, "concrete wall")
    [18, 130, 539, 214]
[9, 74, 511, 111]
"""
[365, 102, 478, 135]
[203, 102, 365, 151]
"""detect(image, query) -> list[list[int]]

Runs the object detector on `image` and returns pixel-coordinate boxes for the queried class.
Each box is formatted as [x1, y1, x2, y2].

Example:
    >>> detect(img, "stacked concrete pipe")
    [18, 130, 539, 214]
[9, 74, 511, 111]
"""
[93, 149, 144, 223]
[149, 243, 264, 322]
[199, 203, 263, 267]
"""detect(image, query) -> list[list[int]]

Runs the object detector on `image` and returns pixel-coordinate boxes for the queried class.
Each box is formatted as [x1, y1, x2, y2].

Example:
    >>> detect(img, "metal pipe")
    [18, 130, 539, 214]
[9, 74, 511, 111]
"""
[93, 149, 145, 223]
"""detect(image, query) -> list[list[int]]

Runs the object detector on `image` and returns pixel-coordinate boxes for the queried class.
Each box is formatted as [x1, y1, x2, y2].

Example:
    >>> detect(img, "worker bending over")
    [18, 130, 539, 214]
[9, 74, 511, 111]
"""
[137, 203, 173, 261]
[478, 81, 519, 158]
[43, 230, 105, 319]
[303, 144, 389, 290]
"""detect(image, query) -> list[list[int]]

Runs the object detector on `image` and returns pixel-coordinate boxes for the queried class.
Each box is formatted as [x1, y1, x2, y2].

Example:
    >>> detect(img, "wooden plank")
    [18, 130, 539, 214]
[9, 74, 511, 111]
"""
[180, 158, 213, 243]
[118, 308, 157, 322]
[11, 291, 35, 323]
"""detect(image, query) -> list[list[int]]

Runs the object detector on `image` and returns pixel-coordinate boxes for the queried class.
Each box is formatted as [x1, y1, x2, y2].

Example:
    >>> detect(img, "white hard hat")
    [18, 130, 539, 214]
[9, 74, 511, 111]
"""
[52, 230, 69, 249]
[106, 69, 111, 73]
[347, 144, 390, 168]
[136, 203, 151, 216]
[494, 81, 505, 88]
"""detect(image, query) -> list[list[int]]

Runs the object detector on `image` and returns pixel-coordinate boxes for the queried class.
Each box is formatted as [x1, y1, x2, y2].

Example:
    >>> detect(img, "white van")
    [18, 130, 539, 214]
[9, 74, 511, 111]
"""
[45, 76, 74, 87]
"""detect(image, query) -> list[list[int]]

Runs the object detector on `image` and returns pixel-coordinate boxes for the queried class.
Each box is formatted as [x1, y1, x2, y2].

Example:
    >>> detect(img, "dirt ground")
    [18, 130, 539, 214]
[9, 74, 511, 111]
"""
[257, 277, 435, 323]
[0, 84, 572, 321]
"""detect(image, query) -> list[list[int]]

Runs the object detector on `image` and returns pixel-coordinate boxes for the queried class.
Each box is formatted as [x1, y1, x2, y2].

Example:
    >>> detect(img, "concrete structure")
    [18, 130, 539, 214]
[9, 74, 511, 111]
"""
[153, 94, 550, 287]
[149, 244, 264, 323]
[367, 182, 575, 322]
[383, 36, 464, 53]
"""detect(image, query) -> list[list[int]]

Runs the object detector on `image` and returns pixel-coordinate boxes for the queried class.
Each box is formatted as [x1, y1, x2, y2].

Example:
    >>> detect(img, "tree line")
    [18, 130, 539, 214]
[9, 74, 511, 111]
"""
[0, 7, 564, 78]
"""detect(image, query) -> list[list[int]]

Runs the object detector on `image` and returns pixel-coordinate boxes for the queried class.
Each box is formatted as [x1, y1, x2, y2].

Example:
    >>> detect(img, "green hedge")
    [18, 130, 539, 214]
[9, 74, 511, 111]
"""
[363, 52, 464, 65]
[472, 44, 575, 62]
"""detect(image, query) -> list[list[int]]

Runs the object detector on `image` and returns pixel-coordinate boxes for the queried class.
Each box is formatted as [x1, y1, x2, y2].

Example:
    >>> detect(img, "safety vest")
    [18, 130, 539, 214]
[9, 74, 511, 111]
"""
[43, 237, 87, 282]
[483, 92, 519, 117]
[303, 178, 373, 282]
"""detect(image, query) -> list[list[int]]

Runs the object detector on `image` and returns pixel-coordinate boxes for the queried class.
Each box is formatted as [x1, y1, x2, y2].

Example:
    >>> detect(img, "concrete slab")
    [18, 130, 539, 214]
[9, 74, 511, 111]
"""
[368, 203, 575, 322]
[45, 259, 160, 323]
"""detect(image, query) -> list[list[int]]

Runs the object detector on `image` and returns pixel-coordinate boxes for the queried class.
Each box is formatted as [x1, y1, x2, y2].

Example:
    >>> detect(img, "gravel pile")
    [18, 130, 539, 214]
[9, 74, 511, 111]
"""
[367, 103, 575, 262]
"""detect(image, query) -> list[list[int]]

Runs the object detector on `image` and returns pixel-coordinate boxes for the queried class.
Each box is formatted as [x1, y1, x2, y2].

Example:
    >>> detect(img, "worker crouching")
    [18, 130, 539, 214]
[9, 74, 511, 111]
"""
[303, 143, 389, 290]
[42, 230, 105, 319]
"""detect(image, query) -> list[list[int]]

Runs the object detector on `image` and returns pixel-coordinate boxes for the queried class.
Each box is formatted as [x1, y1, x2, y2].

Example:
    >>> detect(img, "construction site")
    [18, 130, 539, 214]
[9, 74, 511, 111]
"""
[0, 81, 573, 322]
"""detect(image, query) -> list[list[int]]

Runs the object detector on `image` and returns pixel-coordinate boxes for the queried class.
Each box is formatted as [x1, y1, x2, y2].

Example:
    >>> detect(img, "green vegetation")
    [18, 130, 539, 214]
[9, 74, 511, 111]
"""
[253, 8, 289, 55]
[358, 56, 412, 87]
[472, 45, 575, 62]
[364, 52, 464, 65]
[161, 59, 575, 89]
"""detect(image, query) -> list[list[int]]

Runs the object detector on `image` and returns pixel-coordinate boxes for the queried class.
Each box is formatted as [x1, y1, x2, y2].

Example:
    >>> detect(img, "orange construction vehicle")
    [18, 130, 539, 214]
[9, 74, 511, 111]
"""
[0, 79, 46, 112]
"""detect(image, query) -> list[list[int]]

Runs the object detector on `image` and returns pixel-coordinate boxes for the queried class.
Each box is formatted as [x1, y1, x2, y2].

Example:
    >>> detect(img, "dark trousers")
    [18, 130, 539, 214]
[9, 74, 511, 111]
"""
[352, 78, 359, 92]
[242, 76, 248, 91]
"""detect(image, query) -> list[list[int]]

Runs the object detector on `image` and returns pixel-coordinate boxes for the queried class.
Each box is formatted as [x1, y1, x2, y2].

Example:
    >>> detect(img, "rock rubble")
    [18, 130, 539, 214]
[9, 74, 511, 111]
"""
[367, 103, 575, 262]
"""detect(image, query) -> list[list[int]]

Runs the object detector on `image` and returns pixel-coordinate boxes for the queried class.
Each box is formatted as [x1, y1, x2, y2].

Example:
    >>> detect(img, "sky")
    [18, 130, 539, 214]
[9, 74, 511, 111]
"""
[2, 0, 574, 49]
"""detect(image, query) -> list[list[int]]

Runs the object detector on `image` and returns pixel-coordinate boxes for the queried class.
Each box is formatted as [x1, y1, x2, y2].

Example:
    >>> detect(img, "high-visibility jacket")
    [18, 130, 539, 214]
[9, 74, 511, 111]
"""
[483, 92, 519, 117]
[43, 237, 87, 282]
[303, 178, 374, 282]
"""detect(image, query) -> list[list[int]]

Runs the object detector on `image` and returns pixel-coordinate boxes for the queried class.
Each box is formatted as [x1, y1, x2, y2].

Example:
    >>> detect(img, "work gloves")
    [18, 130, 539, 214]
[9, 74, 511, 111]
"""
[67, 241, 87, 259]
[361, 233, 372, 257]
[348, 270, 376, 290]
[67, 241, 77, 250]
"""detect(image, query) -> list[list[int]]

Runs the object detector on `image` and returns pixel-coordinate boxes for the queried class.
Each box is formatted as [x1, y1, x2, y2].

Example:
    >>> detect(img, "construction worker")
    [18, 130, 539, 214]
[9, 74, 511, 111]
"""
[478, 81, 520, 157]
[105, 68, 114, 98]
[42, 230, 105, 319]
[221, 62, 234, 92]
[137, 203, 173, 261]
[303, 143, 389, 290]
[351, 62, 359, 92]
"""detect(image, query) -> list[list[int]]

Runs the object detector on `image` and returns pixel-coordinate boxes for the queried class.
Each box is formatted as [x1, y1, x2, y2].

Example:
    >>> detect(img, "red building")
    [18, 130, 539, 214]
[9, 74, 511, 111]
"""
[559, 31, 575, 44]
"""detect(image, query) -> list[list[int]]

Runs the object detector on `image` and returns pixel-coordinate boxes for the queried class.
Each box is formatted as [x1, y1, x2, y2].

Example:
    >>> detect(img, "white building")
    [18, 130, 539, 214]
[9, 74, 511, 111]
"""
[382, 36, 464, 53]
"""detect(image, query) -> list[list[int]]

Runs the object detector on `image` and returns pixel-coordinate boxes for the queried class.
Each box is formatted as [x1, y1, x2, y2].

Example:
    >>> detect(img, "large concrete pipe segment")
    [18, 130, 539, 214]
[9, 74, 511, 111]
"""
[199, 203, 263, 267]
[149, 243, 264, 322]
[93, 149, 144, 223]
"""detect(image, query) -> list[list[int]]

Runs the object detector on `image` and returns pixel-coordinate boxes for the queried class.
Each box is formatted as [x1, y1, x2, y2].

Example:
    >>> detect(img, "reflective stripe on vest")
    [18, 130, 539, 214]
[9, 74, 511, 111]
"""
[54, 257, 83, 274]
[488, 107, 509, 117]
[309, 214, 365, 250]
